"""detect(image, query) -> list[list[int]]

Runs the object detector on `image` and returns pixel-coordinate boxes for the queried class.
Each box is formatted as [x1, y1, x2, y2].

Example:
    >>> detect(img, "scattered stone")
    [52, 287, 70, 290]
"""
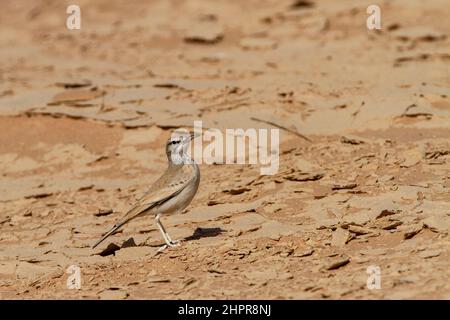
[94, 209, 114, 217]
[423, 216, 450, 233]
[316, 218, 340, 230]
[391, 26, 447, 43]
[376, 209, 399, 219]
[425, 149, 450, 160]
[0, 261, 16, 276]
[283, 159, 326, 182]
[340, 135, 367, 145]
[378, 175, 395, 183]
[78, 184, 94, 191]
[284, 171, 325, 182]
[244, 269, 277, 283]
[24, 192, 53, 199]
[360, 248, 387, 256]
[278, 272, 294, 281]
[183, 277, 196, 287]
[403, 224, 423, 239]
[289, 0, 315, 10]
[332, 182, 357, 190]
[122, 117, 154, 129]
[270, 234, 281, 241]
[239, 38, 277, 50]
[418, 249, 441, 259]
[55, 80, 92, 89]
[381, 220, 403, 230]
[278, 246, 295, 257]
[16, 262, 55, 280]
[207, 268, 226, 274]
[23, 210, 33, 217]
[153, 83, 180, 89]
[0, 216, 11, 225]
[225, 187, 251, 195]
[99, 289, 129, 300]
[343, 211, 377, 225]
[400, 149, 423, 168]
[293, 247, 314, 257]
[207, 200, 223, 206]
[324, 255, 350, 270]
[148, 276, 170, 283]
[184, 24, 224, 44]
[331, 228, 352, 247]
[227, 248, 251, 259]
[313, 186, 330, 199]
[49, 89, 104, 105]
[347, 225, 371, 235]
[10, 214, 28, 225]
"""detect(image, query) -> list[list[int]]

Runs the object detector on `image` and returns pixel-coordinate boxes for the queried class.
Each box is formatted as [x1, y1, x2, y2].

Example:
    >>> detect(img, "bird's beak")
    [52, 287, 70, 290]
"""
[189, 132, 200, 141]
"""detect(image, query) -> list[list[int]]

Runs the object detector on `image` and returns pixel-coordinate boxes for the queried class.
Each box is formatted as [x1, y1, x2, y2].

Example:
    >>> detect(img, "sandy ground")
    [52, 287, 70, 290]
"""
[0, 0, 449, 299]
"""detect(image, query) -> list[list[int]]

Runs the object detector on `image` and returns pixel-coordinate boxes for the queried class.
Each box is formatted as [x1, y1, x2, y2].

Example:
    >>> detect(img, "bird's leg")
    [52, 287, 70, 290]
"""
[155, 214, 171, 249]
[157, 215, 180, 246]
[155, 214, 180, 252]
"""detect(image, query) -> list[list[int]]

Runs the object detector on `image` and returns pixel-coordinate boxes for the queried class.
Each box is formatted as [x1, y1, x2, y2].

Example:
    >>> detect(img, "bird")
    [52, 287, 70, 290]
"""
[92, 131, 200, 252]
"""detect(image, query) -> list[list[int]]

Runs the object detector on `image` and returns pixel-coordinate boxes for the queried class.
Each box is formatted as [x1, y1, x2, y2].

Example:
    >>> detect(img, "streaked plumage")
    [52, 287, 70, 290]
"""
[92, 132, 200, 251]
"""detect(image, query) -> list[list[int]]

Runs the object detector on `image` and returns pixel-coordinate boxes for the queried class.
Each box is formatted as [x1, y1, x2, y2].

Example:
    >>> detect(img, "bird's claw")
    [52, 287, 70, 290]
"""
[169, 240, 181, 247]
[157, 240, 181, 253]
[157, 244, 168, 252]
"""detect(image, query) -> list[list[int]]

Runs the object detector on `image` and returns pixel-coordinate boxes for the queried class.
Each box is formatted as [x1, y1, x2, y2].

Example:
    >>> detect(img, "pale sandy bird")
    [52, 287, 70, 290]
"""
[92, 132, 200, 252]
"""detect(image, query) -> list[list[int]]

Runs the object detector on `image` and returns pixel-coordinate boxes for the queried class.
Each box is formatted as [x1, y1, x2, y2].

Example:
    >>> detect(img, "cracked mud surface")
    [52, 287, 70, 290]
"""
[0, 0, 449, 299]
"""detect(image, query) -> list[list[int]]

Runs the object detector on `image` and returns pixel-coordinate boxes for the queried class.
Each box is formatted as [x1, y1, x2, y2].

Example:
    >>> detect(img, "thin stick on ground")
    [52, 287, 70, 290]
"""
[250, 116, 312, 143]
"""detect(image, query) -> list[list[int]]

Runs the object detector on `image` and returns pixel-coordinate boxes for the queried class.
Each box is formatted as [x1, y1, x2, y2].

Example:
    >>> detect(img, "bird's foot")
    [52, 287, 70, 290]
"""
[157, 240, 181, 253]
[168, 240, 181, 247]
[157, 244, 168, 252]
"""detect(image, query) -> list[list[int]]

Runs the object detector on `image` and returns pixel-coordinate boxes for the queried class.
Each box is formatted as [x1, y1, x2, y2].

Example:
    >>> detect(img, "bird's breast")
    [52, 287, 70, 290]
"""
[155, 163, 200, 215]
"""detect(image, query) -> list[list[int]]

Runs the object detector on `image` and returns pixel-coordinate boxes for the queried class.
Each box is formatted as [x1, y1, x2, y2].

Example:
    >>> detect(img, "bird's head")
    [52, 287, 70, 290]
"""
[166, 131, 198, 165]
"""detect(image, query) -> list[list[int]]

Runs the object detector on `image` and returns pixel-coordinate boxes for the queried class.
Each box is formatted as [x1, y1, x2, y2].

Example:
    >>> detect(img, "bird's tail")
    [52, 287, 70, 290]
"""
[92, 220, 128, 249]
[92, 201, 156, 249]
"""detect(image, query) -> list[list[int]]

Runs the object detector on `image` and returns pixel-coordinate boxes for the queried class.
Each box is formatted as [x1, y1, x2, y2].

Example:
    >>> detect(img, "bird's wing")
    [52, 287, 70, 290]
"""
[121, 164, 195, 221]
[92, 165, 195, 248]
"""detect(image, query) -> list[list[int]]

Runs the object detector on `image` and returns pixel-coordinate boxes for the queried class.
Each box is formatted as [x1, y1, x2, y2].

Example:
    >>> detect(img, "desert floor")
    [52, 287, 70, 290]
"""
[0, 0, 449, 299]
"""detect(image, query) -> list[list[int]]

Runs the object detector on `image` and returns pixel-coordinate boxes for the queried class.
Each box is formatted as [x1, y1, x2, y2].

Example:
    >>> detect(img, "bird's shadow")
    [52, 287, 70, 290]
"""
[103, 227, 226, 252]
[183, 227, 225, 242]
